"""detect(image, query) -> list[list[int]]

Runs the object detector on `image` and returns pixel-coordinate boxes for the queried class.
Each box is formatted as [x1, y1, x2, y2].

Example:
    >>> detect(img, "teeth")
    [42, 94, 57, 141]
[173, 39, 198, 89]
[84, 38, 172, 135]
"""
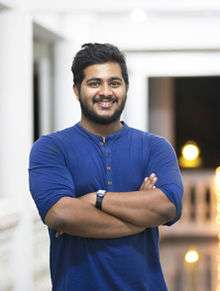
[98, 101, 113, 108]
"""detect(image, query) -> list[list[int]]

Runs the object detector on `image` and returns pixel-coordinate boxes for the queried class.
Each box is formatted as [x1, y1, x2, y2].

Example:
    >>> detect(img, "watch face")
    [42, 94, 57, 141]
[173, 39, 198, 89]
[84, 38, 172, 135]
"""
[97, 190, 106, 197]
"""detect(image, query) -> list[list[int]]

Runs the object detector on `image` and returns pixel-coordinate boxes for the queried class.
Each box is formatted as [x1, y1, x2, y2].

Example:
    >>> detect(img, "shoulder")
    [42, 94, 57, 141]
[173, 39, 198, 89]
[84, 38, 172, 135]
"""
[147, 133, 176, 158]
[148, 133, 173, 150]
[33, 124, 78, 146]
[48, 124, 78, 144]
[126, 126, 151, 141]
[127, 126, 169, 146]
[126, 126, 176, 159]
[30, 124, 78, 157]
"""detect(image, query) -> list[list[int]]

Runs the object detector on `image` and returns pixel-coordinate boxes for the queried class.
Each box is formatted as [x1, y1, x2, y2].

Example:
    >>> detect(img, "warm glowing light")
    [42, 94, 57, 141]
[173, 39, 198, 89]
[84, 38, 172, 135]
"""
[130, 8, 147, 23]
[179, 141, 201, 168]
[184, 249, 199, 264]
[182, 143, 199, 161]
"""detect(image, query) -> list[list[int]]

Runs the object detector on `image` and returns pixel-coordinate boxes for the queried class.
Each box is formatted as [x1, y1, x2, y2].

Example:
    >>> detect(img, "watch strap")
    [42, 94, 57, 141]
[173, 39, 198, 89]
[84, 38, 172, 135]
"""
[96, 190, 106, 210]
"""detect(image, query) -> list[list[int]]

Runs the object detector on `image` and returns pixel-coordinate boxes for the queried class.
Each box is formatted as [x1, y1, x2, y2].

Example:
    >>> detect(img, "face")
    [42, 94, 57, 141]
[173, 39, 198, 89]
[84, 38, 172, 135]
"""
[74, 62, 128, 125]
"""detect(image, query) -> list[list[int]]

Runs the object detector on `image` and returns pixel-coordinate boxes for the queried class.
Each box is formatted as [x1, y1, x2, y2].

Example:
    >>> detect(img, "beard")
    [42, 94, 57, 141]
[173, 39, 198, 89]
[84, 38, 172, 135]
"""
[78, 94, 127, 125]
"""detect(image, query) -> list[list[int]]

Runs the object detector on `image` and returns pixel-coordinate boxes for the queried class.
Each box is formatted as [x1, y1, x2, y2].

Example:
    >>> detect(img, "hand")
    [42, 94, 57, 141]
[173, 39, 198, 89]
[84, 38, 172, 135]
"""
[139, 173, 157, 191]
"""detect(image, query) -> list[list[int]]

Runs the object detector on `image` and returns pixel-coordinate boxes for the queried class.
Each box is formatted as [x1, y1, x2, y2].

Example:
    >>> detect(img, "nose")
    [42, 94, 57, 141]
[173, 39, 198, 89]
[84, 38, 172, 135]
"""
[98, 83, 112, 97]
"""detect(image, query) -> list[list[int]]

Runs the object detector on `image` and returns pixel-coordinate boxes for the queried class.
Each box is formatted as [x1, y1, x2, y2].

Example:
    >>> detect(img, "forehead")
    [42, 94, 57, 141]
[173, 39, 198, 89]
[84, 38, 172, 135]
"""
[83, 62, 123, 80]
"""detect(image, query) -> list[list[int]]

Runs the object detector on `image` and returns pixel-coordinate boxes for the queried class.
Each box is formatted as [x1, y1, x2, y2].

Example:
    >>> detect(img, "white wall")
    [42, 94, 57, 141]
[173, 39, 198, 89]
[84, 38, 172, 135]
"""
[0, 9, 34, 291]
[88, 15, 220, 50]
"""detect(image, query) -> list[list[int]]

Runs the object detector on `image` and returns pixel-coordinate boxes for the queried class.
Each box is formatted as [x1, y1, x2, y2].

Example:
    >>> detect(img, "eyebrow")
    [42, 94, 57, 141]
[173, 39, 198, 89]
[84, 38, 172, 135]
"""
[86, 77, 123, 83]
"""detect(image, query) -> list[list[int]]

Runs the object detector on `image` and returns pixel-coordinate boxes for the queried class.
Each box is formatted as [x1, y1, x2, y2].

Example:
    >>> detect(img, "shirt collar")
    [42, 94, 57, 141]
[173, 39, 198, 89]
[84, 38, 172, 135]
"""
[75, 121, 129, 143]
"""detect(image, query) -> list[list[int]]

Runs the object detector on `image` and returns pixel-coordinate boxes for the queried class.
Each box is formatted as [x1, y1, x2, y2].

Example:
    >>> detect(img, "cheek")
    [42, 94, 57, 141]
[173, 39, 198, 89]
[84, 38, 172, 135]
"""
[80, 89, 98, 101]
[115, 89, 127, 99]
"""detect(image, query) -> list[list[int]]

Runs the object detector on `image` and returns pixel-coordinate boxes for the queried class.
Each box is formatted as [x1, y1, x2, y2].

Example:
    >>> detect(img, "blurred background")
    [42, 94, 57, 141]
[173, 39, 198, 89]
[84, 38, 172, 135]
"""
[1, 0, 220, 290]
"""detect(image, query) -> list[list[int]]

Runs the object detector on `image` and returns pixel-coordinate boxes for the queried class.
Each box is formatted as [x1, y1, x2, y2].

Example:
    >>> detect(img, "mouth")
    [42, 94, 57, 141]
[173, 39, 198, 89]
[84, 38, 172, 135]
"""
[94, 98, 117, 110]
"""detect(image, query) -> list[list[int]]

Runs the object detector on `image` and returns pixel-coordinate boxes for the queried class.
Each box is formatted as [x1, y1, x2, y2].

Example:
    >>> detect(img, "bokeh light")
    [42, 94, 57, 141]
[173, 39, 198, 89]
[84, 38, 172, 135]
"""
[179, 141, 202, 168]
[184, 249, 199, 264]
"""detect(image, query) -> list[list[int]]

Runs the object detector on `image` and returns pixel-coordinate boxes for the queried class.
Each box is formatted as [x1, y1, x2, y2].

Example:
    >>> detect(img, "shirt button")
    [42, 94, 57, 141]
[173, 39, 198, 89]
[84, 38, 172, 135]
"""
[100, 142, 104, 146]
[107, 181, 112, 185]
[107, 166, 111, 171]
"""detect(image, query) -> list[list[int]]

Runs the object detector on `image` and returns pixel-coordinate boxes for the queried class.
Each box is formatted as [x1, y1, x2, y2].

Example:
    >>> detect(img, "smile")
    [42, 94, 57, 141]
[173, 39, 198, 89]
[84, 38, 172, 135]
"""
[94, 99, 117, 110]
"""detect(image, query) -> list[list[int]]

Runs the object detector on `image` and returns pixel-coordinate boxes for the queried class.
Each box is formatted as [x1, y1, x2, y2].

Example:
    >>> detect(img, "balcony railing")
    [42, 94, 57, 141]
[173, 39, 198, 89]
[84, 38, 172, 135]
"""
[160, 170, 218, 238]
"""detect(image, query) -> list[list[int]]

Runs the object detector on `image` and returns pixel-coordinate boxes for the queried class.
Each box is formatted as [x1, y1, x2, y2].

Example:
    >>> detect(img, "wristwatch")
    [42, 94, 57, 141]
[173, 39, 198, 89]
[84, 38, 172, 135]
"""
[96, 190, 106, 210]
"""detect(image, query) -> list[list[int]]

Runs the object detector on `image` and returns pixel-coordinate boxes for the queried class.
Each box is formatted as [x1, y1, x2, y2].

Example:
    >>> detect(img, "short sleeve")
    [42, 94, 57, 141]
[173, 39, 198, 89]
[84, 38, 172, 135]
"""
[28, 135, 75, 222]
[147, 135, 184, 226]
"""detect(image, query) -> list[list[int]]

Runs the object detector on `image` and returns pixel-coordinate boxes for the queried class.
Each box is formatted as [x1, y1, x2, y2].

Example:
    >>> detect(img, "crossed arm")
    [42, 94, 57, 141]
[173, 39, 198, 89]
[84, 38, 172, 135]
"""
[45, 174, 176, 239]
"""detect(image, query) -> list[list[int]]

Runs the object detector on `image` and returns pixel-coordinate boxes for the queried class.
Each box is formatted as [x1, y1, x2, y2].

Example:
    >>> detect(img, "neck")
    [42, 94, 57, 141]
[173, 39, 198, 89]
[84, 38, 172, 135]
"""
[80, 116, 123, 137]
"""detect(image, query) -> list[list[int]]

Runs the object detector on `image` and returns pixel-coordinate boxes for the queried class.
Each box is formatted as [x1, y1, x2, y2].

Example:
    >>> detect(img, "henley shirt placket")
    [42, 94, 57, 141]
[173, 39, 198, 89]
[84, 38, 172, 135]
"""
[100, 137, 113, 192]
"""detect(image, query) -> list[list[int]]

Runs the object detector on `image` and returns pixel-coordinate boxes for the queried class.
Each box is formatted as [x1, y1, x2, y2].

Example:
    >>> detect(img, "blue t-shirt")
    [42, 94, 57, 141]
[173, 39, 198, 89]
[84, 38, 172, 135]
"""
[29, 122, 183, 291]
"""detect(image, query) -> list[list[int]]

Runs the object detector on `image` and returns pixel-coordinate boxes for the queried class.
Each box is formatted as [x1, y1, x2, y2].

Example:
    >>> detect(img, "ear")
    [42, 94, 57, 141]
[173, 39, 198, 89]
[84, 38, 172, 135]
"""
[73, 84, 79, 100]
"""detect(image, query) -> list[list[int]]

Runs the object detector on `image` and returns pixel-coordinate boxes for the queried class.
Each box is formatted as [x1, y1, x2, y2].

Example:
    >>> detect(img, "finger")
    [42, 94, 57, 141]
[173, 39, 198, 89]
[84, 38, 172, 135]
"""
[143, 177, 155, 190]
[147, 175, 157, 189]
[140, 178, 148, 190]
[151, 177, 157, 187]
[144, 177, 152, 189]
[141, 174, 158, 190]
[152, 176, 157, 184]
[144, 173, 156, 182]
[149, 173, 156, 178]
[148, 173, 157, 183]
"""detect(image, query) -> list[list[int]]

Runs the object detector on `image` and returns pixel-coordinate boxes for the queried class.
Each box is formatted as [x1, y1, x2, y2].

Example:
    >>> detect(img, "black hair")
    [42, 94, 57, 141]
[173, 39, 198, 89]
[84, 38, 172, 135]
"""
[71, 43, 129, 90]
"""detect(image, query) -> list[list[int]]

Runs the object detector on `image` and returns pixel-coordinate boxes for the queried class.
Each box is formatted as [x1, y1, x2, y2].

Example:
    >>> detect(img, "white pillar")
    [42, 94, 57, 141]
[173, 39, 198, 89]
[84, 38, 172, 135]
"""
[124, 67, 148, 131]
[54, 41, 81, 130]
[38, 56, 53, 135]
[0, 10, 34, 291]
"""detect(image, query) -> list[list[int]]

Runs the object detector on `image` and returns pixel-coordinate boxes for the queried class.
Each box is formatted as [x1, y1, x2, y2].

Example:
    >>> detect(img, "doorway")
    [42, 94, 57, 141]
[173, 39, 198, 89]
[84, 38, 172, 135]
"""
[148, 76, 220, 169]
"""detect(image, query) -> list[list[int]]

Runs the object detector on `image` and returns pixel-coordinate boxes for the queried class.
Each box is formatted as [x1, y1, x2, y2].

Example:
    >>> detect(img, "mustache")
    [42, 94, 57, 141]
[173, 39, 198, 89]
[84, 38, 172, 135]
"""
[93, 95, 117, 103]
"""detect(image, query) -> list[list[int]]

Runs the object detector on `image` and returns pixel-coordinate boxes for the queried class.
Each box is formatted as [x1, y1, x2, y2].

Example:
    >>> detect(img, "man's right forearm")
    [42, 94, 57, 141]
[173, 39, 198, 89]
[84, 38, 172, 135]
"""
[45, 196, 145, 239]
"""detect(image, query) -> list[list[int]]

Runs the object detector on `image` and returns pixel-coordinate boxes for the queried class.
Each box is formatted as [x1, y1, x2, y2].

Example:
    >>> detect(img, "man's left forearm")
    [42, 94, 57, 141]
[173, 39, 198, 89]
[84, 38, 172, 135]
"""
[100, 189, 176, 227]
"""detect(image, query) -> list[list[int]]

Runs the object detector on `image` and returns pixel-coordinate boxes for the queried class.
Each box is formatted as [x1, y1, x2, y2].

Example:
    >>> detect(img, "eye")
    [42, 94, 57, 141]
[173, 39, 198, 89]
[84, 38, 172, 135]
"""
[88, 81, 100, 88]
[109, 81, 122, 88]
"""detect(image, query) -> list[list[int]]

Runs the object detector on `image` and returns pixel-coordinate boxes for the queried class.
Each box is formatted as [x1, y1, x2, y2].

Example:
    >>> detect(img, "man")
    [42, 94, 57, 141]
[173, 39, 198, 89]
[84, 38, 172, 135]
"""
[29, 43, 183, 291]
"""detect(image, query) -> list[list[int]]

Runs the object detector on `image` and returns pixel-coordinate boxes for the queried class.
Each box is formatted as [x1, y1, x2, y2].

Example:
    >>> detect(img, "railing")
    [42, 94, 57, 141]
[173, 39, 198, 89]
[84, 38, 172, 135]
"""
[160, 170, 218, 238]
[160, 170, 219, 291]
